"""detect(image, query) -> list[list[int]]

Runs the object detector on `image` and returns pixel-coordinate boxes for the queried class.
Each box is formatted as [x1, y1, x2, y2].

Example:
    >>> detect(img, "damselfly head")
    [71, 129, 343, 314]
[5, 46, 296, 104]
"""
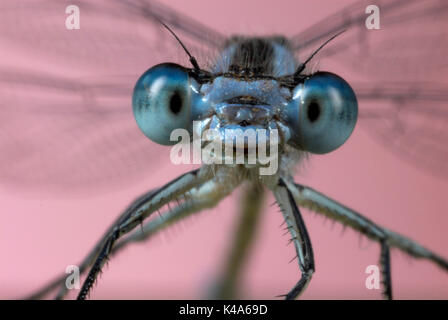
[132, 35, 358, 162]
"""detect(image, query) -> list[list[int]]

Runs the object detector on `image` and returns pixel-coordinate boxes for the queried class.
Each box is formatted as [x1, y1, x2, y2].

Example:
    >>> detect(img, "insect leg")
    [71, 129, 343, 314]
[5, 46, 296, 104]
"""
[30, 173, 231, 300]
[380, 240, 393, 300]
[64, 177, 228, 299]
[76, 168, 213, 300]
[273, 178, 315, 300]
[112, 178, 235, 258]
[25, 188, 160, 300]
[285, 180, 448, 298]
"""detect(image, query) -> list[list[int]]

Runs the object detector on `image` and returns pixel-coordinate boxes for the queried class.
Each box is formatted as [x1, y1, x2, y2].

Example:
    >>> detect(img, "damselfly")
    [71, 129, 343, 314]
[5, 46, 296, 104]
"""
[1, 0, 447, 299]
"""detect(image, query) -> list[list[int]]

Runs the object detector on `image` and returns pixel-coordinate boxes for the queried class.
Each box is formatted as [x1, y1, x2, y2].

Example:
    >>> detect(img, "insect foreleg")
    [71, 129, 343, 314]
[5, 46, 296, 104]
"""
[380, 240, 393, 299]
[113, 178, 235, 258]
[273, 178, 315, 300]
[26, 189, 161, 300]
[76, 168, 212, 299]
[285, 180, 448, 299]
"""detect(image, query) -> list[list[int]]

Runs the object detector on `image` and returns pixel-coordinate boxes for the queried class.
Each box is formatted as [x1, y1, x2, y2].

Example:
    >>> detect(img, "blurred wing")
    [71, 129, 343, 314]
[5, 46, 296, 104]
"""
[0, 0, 225, 193]
[291, 0, 448, 178]
[356, 82, 448, 177]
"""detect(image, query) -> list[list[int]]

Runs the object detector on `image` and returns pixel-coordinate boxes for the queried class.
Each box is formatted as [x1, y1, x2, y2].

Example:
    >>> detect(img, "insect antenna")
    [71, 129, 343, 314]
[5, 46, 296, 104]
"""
[156, 19, 202, 71]
[294, 29, 346, 76]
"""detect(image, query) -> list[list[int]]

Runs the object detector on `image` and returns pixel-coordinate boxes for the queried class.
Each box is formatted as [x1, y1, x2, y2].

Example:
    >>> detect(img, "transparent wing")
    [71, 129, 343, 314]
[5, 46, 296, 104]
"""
[291, 0, 448, 178]
[356, 83, 448, 177]
[0, 0, 225, 192]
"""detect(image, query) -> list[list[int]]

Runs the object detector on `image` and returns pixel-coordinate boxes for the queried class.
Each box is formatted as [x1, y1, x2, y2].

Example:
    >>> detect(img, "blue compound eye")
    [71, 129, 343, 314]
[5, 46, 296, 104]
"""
[132, 63, 192, 145]
[286, 72, 358, 154]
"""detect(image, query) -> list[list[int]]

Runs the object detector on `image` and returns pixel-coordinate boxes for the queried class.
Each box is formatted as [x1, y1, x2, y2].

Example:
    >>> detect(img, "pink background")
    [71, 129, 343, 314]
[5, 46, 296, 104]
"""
[1, 0, 447, 299]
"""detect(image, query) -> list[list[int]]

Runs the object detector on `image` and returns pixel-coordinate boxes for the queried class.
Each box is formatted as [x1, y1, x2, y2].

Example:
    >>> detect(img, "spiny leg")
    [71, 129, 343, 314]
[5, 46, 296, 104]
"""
[25, 189, 160, 300]
[212, 182, 265, 299]
[28, 174, 232, 300]
[283, 180, 448, 298]
[63, 178, 228, 299]
[380, 241, 392, 300]
[77, 168, 212, 300]
[273, 178, 315, 300]
[113, 178, 235, 258]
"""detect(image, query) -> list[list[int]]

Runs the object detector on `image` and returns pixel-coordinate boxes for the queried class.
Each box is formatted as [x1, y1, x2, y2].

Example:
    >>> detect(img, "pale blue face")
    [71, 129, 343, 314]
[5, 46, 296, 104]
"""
[132, 39, 358, 155]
